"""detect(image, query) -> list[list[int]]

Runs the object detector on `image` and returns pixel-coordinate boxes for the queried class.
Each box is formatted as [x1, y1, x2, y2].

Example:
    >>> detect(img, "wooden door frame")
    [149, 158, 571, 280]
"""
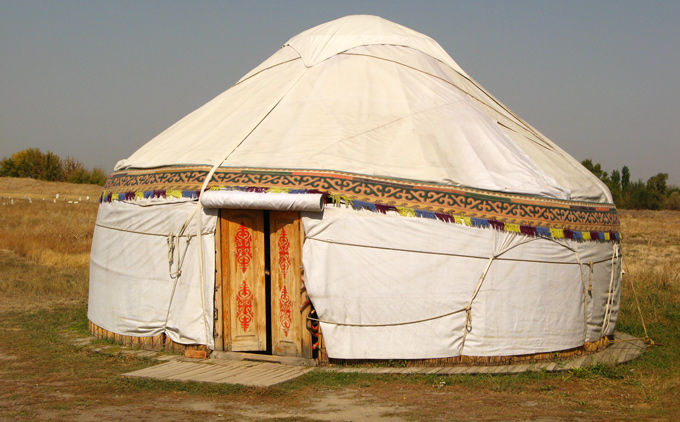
[214, 209, 312, 358]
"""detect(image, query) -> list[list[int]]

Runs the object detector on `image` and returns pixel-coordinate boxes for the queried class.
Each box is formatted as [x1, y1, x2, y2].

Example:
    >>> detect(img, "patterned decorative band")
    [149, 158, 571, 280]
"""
[103, 166, 620, 233]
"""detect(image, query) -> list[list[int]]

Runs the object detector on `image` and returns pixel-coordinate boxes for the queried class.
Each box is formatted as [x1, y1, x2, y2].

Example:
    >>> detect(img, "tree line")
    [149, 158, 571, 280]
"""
[0, 148, 107, 186]
[581, 159, 679, 210]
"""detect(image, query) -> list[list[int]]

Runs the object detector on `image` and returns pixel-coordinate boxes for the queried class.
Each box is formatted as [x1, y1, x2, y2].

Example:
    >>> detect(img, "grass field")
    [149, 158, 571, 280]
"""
[1, 177, 679, 421]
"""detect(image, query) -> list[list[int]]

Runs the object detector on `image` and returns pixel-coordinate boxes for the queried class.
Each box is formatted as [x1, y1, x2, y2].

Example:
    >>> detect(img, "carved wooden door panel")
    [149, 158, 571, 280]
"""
[221, 209, 267, 352]
[269, 211, 303, 357]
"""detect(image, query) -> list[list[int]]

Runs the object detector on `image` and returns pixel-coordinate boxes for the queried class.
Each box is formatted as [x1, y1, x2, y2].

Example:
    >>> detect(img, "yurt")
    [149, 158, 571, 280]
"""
[88, 15, 622, 363]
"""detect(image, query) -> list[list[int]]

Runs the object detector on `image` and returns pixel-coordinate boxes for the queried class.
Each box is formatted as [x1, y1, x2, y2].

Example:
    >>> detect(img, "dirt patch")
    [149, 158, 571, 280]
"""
[233, 391, 409, 421]
[8, 390, 408, 422]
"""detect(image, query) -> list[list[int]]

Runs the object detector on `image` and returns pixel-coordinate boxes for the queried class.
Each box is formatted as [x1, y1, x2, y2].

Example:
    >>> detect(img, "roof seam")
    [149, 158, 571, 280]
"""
[341, 52, 554, 151]
[235, 57, 302, 86]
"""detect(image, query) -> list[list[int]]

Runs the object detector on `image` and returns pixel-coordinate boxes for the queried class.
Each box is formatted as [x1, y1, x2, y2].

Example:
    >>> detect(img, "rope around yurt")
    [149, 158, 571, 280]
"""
[305, 231, 610, 356]
[622, 259, 654, 346]
[305, 226, 655, 360]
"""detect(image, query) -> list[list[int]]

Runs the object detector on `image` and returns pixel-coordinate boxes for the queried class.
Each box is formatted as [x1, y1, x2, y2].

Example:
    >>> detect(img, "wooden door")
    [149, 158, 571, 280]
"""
[270, 211, 303, 357]
[220, 209, 267, 351]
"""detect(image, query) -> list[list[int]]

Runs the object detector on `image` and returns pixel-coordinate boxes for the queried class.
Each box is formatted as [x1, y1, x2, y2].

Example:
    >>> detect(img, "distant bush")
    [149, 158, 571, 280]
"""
[0, 148, 107, 186]
[666, 191, 680, 211]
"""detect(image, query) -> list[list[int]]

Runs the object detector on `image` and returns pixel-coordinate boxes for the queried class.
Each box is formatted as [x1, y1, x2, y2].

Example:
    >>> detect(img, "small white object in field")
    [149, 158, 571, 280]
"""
[74, 201, 79, 204]
[53, 199, 56, 203]
[56, 193, 59, 199]
[86, 196, 90, 201]
[79, 197, 82, 201]
[68, 201, 73, 204]
[10, 199, 14, 205]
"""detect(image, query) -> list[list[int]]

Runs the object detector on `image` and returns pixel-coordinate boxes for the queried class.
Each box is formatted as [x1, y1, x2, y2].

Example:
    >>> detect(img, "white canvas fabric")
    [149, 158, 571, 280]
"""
[88, 201, 217, 347]
[115, 15, 611, 203]
[283, 14, 468, 71]
[302, 206, 620, 359]
[201, 190, 325, 212]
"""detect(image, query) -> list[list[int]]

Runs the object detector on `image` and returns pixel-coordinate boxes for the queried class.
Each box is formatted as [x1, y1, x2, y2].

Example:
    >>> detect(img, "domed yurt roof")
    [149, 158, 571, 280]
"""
[114, 15, 611, 204]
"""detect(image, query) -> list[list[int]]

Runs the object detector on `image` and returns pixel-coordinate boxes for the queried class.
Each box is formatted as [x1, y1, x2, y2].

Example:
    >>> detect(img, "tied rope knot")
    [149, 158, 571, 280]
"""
[465, 305, 473, 332]
[167, 233, 182, 279]
[464, 253, 496, 334]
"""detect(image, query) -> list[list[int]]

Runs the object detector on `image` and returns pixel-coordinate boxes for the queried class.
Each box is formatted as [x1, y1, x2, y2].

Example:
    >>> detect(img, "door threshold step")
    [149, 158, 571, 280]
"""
[211, 351, 316, 367]
[122, 360, 313, 387]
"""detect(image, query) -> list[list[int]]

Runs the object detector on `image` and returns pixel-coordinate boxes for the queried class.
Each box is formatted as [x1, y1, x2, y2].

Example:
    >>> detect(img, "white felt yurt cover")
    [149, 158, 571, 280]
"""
[115, 15, 611, 203]
[90, 15, 622, 359]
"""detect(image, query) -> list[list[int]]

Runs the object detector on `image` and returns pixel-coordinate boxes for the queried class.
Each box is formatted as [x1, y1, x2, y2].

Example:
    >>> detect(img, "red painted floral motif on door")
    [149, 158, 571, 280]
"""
[278, 227, 291, 278]
[236, 280, 254, 332]
[234, 222, 252, 273]
[279, 285, 292, 337]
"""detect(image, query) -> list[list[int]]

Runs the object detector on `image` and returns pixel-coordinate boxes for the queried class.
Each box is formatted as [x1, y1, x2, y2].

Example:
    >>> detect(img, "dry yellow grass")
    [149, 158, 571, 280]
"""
[616, 210, 680, 344]
[0, 199, 98, 261]
[0, 177, 100, 301]
[0, 178, 101, 268]
[0, 250, 89, 310]
[0, 176, 103, 201]
[619, 210, 680, 271]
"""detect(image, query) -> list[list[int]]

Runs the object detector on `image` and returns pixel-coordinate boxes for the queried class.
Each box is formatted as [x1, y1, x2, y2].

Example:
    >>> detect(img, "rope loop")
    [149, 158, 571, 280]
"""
[167, 232, 192, 280]
[465, 305, 472, 332]
[167, 233, 178, 278]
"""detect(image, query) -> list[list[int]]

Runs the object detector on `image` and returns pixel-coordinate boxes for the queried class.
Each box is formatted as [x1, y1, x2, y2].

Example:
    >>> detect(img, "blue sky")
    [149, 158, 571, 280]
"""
[1, 1, 679, 186]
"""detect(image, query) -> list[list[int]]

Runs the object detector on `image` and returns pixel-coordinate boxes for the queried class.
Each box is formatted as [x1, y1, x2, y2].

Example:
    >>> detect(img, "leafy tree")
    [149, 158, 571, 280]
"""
[645, 173, 669, 210]
[62, 156, 85, 182]
[581, 159, 609, 183]
[9, 148, 45, 179]
[0, 157, 16, 176]
[608, 169, 622, 205]
[666, 191, 680, 210]
[69, 169, 92, 184]
[88, 167, 107, 185]
[0, 148, 108, 186]
[621, 166, 630, 191]
[610, 170, 621, 188]
[580, 161, 679, 210]
[626, 180, 651, 209]
[42, 151, 64, 181]
[646, 173, 668, 195]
